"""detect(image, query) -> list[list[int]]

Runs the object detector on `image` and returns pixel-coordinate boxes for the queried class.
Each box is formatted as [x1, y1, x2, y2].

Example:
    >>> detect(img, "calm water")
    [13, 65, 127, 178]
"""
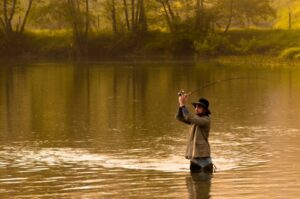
[0, 59, 300, 198]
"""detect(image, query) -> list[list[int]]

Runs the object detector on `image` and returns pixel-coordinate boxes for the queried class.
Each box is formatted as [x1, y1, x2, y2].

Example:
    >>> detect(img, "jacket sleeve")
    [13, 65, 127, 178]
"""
[176, 106, 191, 125]
[179, 106, 210, 126]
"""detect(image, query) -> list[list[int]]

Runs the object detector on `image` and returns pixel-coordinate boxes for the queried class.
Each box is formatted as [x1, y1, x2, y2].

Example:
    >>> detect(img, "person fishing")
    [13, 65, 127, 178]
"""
[176, 92, 213, 173]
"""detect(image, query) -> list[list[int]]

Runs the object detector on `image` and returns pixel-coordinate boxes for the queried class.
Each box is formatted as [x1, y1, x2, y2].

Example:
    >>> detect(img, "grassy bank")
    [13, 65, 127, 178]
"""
[1, 29, 300, 60]
[226, 29, 300, 56]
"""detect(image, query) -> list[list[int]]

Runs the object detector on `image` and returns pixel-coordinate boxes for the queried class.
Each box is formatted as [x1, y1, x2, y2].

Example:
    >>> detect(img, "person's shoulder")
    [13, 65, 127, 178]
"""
[200, 114, 210, 118]
[202, 115, 211, 121]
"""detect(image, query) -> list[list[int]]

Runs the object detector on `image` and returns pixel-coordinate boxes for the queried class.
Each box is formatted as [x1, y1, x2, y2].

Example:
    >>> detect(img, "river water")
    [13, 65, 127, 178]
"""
[0, 59, 300, 198]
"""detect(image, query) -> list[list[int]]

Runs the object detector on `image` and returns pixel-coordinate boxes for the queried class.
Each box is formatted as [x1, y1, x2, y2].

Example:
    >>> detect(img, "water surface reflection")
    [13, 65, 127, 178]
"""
[0, 60, 300, 198]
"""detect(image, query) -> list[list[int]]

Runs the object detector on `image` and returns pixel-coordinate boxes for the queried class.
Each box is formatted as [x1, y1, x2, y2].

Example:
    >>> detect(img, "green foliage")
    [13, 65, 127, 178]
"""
[142, 32, 170, 55]
[225, 29, 300, 55]
[294, 53, 300, 60]
[193, 29, 300, 57]
[2, 29, 300, 59]
[30, 1, 69, 29]
[213, 0, 275, 30]
[0, 30, 72, 58]
[279, 47, 300, 60]
[169, 33, 194, 55]
[0, 0, 280, 59]
[87, 33, 139, 57]
[32, 32, 72, 57]
[194, 33, 237, 56]
[238, 37, 260, 54]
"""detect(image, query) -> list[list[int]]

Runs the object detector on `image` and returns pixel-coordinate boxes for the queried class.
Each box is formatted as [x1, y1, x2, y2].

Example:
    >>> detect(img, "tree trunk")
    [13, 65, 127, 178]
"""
[0, 18, 5, 30]
[9, 0, 17, 22]
[123, 0, 131, 31]
[201, 0, 204, 10]
[85, 0, 89, 37]
[75, 0, 80, 14]
[196, 0, 205, 32]
[20, 0, 33, 33]
[111, 0, 117, 33]
[165, 0, 175, 21]
[68, 0, 77, 34]
[3, 0, 9, 25]
[128, 0, 148, 33]
[160, 1, 173, 32]
[138, 0, 147, 32]
[134, 0, 140, 29]
[195, 0, 201, 30]
[3, 0, 13, 34]
[289, 11, 292, 29]
[68, 0, 81, 56]
[131, 0, 135, 30]
[196, 0, 200, 12]
[224, 0, 233, 33]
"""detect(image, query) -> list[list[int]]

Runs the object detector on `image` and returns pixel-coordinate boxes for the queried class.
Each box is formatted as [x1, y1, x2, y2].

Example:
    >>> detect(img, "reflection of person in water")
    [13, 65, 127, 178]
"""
[176, 93, 214, 173]
[186, 172, 212, 199]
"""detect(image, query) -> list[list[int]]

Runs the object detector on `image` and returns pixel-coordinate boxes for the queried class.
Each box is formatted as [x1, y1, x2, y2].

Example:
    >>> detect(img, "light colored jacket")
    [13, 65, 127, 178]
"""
[176, 106, 211, 159]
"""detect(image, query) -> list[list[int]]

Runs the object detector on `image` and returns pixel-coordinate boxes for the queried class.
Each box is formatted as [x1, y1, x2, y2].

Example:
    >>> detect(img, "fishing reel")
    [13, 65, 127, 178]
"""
[178, 90, 186, 96]
[178, 90, 192, 97]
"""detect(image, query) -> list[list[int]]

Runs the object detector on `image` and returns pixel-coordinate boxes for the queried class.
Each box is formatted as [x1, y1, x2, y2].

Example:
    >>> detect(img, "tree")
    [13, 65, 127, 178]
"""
[212, 0, 236, 33]
[237, 0, 275, 27]
[213, 0, 275, 32]
[123, 0, 148, 33]
[195, 0, 205, 31]
[123, 0, 130, 31]
[0, 0, 34, 36]
[136, 0, 147, 33]
[30, 1, 67, 29]
[66, 0, 91, 55]
[110, 0, 117, 33]
[156, 0, 177, 33]
[155, 0, 214, 36]
[104, 0, 148, 34]
[224, 0, 234, 33]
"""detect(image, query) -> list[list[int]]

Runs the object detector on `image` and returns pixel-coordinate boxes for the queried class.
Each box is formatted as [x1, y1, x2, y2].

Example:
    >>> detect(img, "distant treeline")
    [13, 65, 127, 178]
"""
[2, 29, 300, 60]
[0, 0, 294, 59]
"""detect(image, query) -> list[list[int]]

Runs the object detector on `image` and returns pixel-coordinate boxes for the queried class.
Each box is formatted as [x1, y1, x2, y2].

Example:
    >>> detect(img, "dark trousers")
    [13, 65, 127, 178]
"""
[190, 161, 213, 173]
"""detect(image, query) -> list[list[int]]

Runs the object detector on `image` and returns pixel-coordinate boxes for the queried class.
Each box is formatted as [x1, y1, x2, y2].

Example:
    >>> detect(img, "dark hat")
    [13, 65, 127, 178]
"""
[192, 98, 211, 114]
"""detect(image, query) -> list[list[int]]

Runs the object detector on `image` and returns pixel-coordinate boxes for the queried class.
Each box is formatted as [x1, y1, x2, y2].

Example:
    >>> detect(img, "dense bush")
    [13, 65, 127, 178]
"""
[279, 47, 300, 59]
[1, 29, 300, 59]
[194, 33, 237, 56]
[294, 53, 300, 60]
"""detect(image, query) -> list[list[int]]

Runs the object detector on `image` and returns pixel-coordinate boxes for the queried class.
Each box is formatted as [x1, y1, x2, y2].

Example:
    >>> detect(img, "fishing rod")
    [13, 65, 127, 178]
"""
[178, 77, 257, 96]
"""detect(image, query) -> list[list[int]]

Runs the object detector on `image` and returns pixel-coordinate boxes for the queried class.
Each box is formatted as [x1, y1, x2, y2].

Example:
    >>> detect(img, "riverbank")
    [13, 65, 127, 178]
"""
[1, 29, 300, 60]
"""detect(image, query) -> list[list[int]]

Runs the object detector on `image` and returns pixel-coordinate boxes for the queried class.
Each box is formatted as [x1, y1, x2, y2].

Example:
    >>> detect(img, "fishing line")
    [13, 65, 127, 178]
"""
[178, 77, 266, 96]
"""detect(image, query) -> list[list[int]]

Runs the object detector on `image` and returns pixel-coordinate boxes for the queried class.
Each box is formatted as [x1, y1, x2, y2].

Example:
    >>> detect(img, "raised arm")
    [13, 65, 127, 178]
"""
[176, 106, 191, 124]
[176, 92, 191, 124]
[176, 93, 210, 126]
